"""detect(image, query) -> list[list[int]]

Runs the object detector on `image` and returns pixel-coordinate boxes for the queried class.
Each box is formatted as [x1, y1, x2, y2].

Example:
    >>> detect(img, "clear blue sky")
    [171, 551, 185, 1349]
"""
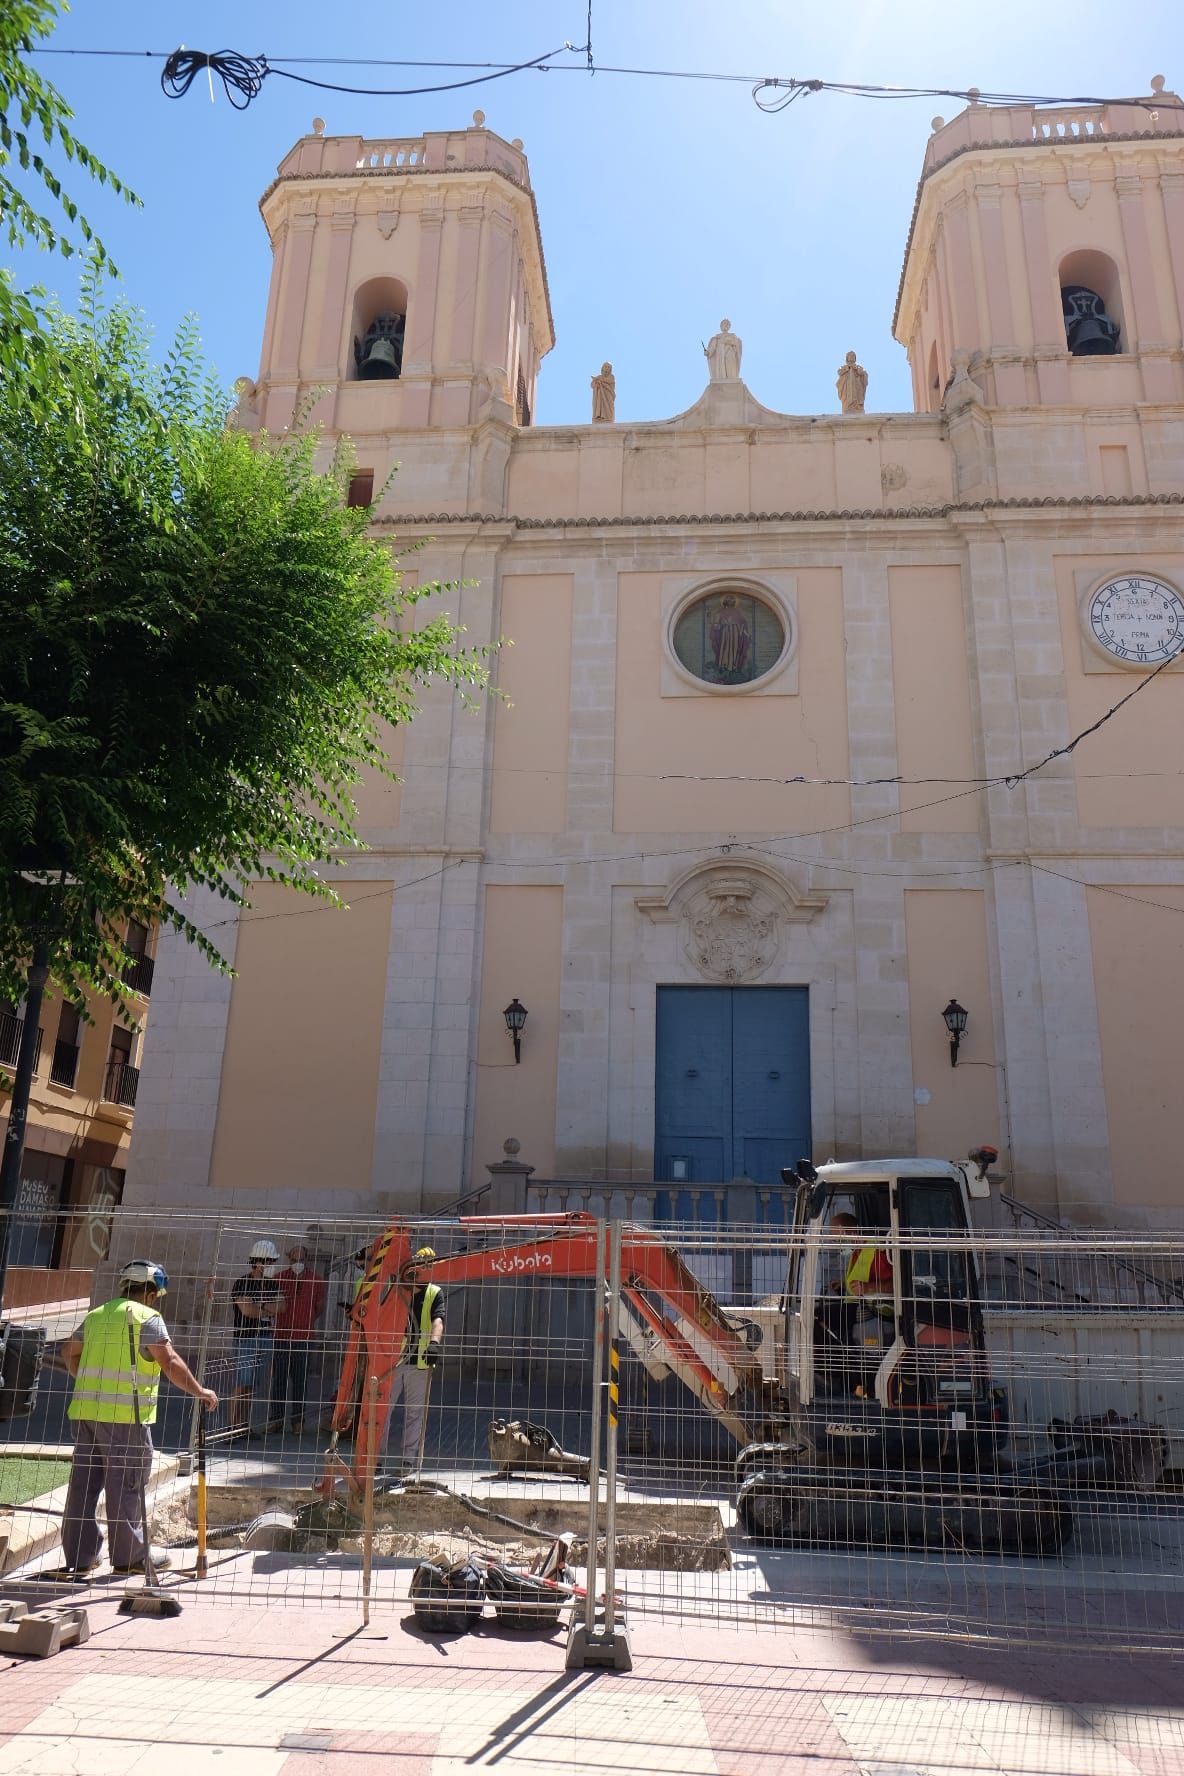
[13, 1, 1179, 424]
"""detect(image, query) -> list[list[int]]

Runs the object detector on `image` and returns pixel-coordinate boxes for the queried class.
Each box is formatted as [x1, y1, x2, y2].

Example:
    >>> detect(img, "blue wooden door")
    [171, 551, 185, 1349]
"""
[654, 985, 810, 1190]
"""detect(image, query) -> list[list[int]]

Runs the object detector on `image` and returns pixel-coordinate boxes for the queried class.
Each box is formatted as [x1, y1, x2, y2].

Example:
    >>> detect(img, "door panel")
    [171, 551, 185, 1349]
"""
[731, 986, 811, 1185]
[654, 986, 732, 1183]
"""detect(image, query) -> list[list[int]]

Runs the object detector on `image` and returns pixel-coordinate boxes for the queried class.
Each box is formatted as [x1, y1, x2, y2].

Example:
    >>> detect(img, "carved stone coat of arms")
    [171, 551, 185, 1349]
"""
[684, 875, 778, 983]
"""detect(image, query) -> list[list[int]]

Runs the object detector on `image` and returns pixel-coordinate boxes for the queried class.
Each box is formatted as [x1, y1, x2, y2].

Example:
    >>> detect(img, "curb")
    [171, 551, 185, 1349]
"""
[1, 1450, 180, 1577]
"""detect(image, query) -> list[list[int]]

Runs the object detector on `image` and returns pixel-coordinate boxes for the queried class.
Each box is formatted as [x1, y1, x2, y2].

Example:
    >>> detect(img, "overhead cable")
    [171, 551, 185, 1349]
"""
[157, 44, 585, 107]
[32, 45, 1176, 118]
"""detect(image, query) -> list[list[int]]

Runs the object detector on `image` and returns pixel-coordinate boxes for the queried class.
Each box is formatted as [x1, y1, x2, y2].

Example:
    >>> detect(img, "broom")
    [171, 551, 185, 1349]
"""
[118, 1306, 182, 1618]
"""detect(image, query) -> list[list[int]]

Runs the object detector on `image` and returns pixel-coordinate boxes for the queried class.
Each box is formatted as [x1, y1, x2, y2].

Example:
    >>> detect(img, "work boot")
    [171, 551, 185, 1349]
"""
[112, 1547, 174, 1574]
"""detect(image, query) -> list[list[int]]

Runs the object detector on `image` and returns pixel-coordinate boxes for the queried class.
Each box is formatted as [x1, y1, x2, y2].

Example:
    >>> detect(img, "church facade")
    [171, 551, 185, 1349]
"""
[128, 91, 1184, 1228]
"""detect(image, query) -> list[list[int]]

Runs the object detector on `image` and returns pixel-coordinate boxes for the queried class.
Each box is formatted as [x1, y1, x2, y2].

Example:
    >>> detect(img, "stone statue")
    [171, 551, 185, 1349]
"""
[228, 376, 259, 430]
[591, 361, 616, 423]
[704, 319, 742, 382]
[836, 350, 868, 414]
[943, 347, 976, 410]
[1061, 285, 1121, 356]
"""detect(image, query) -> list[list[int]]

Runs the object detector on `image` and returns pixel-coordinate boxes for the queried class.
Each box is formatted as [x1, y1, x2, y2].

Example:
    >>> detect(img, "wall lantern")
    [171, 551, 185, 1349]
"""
[942, 998, 969, 1068]
[503, 998, 528, 1064]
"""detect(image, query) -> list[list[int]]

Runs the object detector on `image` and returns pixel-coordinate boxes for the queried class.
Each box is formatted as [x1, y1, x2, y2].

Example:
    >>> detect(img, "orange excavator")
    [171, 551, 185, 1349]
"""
[305, 1164, 1168, 1557]
[315, 1210, 777, 1502]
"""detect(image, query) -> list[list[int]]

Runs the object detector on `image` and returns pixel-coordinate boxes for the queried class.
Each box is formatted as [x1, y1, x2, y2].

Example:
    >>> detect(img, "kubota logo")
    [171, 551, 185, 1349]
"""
[490, 1252, 553, 1273]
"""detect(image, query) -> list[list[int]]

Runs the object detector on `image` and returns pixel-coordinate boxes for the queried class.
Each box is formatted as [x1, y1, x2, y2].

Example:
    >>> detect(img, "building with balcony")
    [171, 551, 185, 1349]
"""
[0, 922, 154, 1315]
[127, 86, 1184, 1235]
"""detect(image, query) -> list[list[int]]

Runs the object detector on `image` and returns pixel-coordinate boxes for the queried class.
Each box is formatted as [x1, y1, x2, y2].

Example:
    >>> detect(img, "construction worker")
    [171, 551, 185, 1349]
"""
[382, 1246, 445, 1473]
[816, 1213, 895, 1372]
[831, 1211, 895, 1318]
[229, 1239, 286, 1438]
[267, 1242, 327, 1436]
[57, 1260, 217, 1577]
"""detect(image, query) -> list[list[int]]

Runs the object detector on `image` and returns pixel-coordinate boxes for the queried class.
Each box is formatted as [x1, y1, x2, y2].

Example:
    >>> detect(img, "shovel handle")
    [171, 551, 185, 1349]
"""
[195, 1404, 208, 1579]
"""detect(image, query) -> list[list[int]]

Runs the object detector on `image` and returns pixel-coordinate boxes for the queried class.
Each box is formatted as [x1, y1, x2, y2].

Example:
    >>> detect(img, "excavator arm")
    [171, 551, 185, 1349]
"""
[320, 1211, 770, 1498]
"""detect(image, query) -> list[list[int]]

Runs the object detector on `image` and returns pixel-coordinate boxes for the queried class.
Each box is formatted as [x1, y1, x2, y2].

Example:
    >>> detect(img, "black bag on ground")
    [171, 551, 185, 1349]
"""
[484, 1561, 574, 1627]
[409, 1558, 486, 1634]
[0, 1324, 46, 1420]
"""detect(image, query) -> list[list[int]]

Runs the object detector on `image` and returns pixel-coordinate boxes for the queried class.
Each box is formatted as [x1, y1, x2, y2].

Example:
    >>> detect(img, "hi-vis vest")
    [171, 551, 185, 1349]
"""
[844, 1246, 892, 1304]
[399, 1284, 442, 1369]
[68, 1298, 162, 1426]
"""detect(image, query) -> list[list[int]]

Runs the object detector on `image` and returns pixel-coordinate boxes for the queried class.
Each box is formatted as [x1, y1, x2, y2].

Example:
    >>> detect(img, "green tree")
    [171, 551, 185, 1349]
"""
[0, 281, 492, 1008]
[1, 2, 139, 383]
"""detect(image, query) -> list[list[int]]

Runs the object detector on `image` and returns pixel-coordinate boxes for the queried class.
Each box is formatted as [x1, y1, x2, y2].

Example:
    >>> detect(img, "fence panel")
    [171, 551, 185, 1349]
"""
[603, 1218, 1184, 1653]
[0, 1207, 601, 1624]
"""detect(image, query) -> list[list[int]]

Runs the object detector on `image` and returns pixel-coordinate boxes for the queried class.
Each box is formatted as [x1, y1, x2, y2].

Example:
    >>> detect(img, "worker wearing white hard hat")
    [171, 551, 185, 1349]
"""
[228, 1239, 286, 1438]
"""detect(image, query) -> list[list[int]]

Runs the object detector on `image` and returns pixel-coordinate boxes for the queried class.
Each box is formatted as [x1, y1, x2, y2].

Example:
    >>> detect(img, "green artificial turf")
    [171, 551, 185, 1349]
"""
[0, 1456, 71, 1506]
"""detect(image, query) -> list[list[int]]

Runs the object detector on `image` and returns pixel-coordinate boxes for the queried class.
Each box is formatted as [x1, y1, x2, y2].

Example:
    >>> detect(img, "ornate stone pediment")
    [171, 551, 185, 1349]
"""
[636, 858, 829, 984]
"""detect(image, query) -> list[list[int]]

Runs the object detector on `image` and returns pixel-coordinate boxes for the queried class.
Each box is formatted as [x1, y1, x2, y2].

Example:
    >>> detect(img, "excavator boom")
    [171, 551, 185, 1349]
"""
[320, 1211, 768, 1497]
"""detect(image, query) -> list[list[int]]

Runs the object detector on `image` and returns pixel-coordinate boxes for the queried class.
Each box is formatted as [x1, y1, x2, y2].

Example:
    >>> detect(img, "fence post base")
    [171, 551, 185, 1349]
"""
[565, 1609, 633, 1672]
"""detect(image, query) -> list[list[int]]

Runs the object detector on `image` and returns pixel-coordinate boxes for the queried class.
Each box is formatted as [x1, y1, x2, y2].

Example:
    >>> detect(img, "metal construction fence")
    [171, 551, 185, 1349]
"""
[1, 1202, 1183, 1656]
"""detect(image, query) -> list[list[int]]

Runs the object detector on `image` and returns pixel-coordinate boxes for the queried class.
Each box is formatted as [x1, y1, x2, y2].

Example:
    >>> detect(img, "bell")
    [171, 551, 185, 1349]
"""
[1066, 315, 1121, 356]
[359, 335, 399, 380]
[1062, 285, 1121, 358]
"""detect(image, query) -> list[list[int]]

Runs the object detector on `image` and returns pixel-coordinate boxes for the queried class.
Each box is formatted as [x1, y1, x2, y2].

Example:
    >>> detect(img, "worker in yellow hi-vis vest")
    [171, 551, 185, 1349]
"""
[57, 1260, 217, 1578]
[818, 1213, 896, 1356]
[382, 1247, 445, 1477]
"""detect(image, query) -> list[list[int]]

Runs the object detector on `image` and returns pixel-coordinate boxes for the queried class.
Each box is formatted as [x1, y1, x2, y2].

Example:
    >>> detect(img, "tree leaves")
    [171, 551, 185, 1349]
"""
[0, 3, 140, 395]
[0, 283, 492, 1011]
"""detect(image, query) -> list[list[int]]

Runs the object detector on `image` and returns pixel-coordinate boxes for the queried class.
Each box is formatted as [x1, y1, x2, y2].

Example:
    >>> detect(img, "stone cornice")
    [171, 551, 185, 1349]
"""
[376, 491, 1184, 532]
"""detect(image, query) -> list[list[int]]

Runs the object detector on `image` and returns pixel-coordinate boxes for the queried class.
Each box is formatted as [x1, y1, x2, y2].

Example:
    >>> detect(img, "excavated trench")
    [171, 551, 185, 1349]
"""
[150, 1483, 731, 1572]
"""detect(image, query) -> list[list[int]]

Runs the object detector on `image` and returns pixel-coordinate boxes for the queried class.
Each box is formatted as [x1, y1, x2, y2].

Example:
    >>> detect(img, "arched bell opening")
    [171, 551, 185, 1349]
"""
[1058, 250, 1125, 356]
[349, 277, 408, 381]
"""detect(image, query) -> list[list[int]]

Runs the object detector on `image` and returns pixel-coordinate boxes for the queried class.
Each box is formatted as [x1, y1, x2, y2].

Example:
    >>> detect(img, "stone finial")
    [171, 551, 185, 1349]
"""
[312, 116, 326, 136]
[511, 137, 524, 149]
[835, 349, 868, 414]
[472, 109, 486, 127]
[966, 88, 981, 105]
[1151, 74, 1166, 94]
[931, 115, 946, 132]
[485, 1136, 533, 1213]
[591, 361, 616, 423]
[703, 319, 742, 382]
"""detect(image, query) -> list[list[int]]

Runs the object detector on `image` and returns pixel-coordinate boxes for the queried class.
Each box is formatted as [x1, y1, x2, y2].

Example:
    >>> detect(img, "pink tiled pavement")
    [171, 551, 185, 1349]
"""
[0, 1596, 1182, 1773]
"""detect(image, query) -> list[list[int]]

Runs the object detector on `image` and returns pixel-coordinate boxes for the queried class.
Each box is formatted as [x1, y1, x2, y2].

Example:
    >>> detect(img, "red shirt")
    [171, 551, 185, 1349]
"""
[273, 1267, 327, 1339]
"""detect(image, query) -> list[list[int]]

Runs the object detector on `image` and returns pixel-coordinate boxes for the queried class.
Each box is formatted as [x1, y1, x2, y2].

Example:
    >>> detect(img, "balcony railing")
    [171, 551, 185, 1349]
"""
[123, 951, 155, 997]
[103, 1060, 140, 1108]
[50, 1039, 80, 1089]
[0, 1013, 43, 1074]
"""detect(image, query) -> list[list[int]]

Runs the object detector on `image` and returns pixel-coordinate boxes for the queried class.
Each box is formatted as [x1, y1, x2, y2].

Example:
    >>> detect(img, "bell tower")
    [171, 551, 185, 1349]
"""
[251, 113, 553, 436]
[894, 80, 1184, 411]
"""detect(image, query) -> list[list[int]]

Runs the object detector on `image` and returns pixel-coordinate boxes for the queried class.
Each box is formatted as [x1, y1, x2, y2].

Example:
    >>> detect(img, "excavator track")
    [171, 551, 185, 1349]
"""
[735, 1460, 1072, 1556]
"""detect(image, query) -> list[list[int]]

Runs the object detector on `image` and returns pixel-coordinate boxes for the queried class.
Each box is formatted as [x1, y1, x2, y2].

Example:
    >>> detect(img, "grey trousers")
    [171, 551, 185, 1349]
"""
[61, 1419, 152, 1570]
[383, 1364, 432, 1462]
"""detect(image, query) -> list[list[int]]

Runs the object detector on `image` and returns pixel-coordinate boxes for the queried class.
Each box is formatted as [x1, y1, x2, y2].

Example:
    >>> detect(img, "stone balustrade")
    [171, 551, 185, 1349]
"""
[923, 92, 1184, 174]
[274, 126, 530, 188]
[355, 140, 426, 169]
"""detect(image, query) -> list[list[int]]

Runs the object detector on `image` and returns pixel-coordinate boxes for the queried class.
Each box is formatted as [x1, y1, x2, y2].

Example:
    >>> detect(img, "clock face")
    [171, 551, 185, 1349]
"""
[1087, 575, 1184, 665]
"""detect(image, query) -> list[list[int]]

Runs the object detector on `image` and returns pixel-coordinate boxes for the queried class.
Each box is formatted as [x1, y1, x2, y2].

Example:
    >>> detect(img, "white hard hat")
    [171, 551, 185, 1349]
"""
[120, 1259, 169, 1293]
[249, 1239, 280, 1262]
